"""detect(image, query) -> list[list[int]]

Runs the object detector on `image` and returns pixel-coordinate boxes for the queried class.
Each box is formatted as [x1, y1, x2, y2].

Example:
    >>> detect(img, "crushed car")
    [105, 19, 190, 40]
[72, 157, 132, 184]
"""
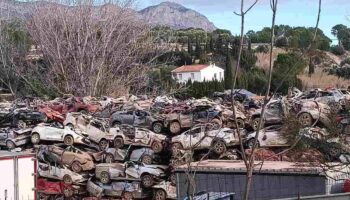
[95, 161, 167, 187]
[103, 146, 155, 164]
[38, 162, 88, 184]
[245, 125, 289, 148]
[0, 127, 32, 149]
[152, 181, 176, 200]
[0, 108, 46, 128]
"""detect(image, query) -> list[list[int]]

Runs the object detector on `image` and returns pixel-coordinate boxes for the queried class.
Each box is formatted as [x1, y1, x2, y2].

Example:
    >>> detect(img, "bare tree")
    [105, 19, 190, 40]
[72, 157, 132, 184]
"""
[27, 0, 159, 97]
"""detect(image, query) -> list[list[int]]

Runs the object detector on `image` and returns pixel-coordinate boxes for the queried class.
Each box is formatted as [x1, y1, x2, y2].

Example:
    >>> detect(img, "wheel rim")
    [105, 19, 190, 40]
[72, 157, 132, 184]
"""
[214, 142, 225, 154]
[152, 142, 162, 152]
[65, 136, 73, 145]
[142, 175, 152, 187]
[32, 134, 39, 143]
[155, 190, 166, 200]
[63, 175, 72, 184]
[329, 148, 340, 157]
[170, 123, 180, 133]
[253, 119, 260, 129]
[99, 140, 108, 150]
[7, 141, 15, 149]
[142, 155, 152, 164]
[153, 123, 162, 133]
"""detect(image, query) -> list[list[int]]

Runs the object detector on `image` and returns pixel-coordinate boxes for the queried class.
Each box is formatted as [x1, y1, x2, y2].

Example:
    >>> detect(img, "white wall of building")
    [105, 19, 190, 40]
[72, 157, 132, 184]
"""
[200, 64, 224, 82]
[173, 71, 201, 83]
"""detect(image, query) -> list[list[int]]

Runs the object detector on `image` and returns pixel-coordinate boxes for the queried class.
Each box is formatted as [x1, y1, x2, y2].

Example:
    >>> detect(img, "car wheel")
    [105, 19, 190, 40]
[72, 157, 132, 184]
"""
[63, 174, 73, 184]
[99, 139, 109, 150]
[123, 191, 133, 200]
[299, 113, 313, 127]
[71, 161, 82, 173]
[246, 138, 259, 149]
[31, 133, 40, 144]
[17, 120, 26, 129]
[152, 122, 163, 133]
[252, 118, 263, 131]
[212, 140, 227, 155]
[236, 118, 245, 128]
[6, 141, 15, 149]
[328, 146, 341, 158]
[141, 154, 153, 165]
[114, 137, 124, 149]
[154, 189, 167, 200]
[63, 187, 73, 197]
[210, 118, 222, 129]
[151, 141, 163, 153]
[64, 135, 74, 145]
[100, 171, 110, 184]
[105, 153, 114, 163]
[141, 174, 154, 188]
[171, 142, 183, 154]
[169, 121, 181, 135]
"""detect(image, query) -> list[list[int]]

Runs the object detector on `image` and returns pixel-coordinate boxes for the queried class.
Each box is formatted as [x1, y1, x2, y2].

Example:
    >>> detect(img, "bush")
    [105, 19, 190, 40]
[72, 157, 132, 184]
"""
[255, 45, 269, 53]
[275, 36, 288, 47]
[331, 45, 346, 56]
[340, 57, 350, 66]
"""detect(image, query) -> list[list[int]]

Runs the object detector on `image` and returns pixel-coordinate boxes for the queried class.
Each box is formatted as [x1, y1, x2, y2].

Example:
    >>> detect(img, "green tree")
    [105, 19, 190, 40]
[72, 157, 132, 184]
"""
[187, 37, 192, 55]
[308, 57, 315, 76]
[225, 52, 234, 89]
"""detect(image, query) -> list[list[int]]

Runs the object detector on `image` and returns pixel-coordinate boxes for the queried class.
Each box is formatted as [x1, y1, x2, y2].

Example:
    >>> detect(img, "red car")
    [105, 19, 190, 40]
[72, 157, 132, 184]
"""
[49, 97, 100, 115]
[37, 178, 76, 197]
[39, 107, 65, 123]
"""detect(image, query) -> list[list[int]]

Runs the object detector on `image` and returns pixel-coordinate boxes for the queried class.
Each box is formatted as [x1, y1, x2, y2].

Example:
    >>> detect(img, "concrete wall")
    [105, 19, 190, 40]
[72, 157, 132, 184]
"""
[176, 172, 326, 200]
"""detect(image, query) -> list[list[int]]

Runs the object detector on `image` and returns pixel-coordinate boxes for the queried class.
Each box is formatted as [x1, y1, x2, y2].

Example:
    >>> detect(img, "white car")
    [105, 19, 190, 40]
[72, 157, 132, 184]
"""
[153, 181, 176, 200]
[38, 162, 87, 184]
[245, 125, 289, 148]
[171, 125, 243, 155]
[64, 112, 119, 150]
[31, 123, 88, 145]
[95, 161, 167, 187]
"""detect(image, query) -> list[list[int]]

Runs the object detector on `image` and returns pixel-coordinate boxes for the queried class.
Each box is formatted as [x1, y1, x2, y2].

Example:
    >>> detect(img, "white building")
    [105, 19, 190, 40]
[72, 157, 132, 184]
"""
[172, 64, 224, 83]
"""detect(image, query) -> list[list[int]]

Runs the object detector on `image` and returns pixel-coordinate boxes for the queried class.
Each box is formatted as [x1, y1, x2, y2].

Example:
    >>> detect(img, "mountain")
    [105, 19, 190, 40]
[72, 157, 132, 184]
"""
[139, 2, 217, 32]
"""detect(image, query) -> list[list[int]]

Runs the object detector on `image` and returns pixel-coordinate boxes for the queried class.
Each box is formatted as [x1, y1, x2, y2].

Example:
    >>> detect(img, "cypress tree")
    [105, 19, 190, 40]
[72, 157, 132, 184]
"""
[225, 51, 234, 89]
[187, 37, 192, 55]
[308, 57, 315, 76]
[195, 36, 201, 59]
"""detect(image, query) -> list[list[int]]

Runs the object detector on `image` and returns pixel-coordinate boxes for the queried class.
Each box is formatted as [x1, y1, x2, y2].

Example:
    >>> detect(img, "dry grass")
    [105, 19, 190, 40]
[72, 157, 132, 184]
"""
[298, 68, 350, 89]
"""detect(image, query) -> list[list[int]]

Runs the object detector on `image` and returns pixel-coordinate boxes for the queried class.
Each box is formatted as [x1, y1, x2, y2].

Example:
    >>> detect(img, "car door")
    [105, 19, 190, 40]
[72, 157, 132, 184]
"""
[44, 126, 64, 141]
[134, 110, 147, 127]
[123, 111, 134, 125]
[125, 162, 141, 179]
[61, 146, 77, 165]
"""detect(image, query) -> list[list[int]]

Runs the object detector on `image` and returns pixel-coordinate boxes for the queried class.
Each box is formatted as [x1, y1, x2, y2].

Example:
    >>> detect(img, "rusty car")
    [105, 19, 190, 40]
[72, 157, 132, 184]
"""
[103, 146, 155, 164]
[0, 127, 32, 149]
[38, 162, 88, 184]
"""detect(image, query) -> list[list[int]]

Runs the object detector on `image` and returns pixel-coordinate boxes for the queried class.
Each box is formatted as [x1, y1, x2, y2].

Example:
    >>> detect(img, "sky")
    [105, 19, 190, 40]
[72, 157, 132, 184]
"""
[136, 0, 350, 43]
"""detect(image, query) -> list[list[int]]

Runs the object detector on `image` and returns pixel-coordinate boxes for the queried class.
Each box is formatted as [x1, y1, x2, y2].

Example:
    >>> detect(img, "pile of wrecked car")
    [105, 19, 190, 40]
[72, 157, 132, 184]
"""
[1, 88, 350, 199]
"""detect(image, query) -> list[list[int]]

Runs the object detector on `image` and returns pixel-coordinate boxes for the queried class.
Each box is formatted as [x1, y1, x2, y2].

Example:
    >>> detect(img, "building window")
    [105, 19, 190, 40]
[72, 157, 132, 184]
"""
[214, 73, 217, 79]
[179, 74, 182, 80]
[191, 73, 194, 80]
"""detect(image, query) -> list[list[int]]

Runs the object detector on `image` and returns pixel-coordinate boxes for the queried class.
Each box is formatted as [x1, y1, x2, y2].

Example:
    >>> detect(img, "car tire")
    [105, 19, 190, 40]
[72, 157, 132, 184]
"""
[299, 113, 313, 127]
[71, 161, 82, 173]
[152, 122, 163, 133]
[212, 140, 227, 155]
[123, 191, 133, 200]
[105, 153, 114, 163]
[151, 141, 163, 153]
[99, 139, 109, 150]
[31, 133, 40, 144]
[252, 117, 263, 131]
[100, 171, 110, 184]
[64, 135, 74, 146]
[154, 189, 167, 200]
[169, 121, 181, 135]
[210, 118, 222, 129]
[63, 187, 73, 197]
[114, 137, 124, 149]
[246, 138, 259, 149]
[171, 142, 183, 155]
[63, 174, 73, 184]
[141, 154, 153, 165]
[141, 173, 154, 188]
[328, 145, 341, 158]
[6, 141, 15, 149]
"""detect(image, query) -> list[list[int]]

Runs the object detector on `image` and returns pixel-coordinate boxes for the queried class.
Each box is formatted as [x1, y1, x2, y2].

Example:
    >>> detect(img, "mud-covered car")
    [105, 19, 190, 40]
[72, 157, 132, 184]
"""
[110, 110, 164, 133]
[245, 125, 289, 148]
[112, 125, 167, 153]
[39, 145, 96, 173]
[164, 105, 222, 135]
[171, 125, 244, 155]
[103, 146, 155, 164]
[95, 161, 167, 187]
[49, 96, 100, 115]
[64, 112, 119, 150]
[0, 128, 32, 149]
[0, 108, 47, 128]
[37, 178, 84, 197]
[153, 181, 176, 200]
[87, 179, 144, 199]
[38, 162, 88, 184]
[31, 123, 89, 145]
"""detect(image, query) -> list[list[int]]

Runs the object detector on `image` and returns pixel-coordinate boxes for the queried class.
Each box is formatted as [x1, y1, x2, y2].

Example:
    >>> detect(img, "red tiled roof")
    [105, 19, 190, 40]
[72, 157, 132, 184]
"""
[172, 64, 209, 73]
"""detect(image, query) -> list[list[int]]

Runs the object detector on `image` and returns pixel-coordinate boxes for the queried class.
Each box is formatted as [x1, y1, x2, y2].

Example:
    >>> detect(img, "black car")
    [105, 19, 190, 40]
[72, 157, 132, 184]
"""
[0, 109, 47, 128]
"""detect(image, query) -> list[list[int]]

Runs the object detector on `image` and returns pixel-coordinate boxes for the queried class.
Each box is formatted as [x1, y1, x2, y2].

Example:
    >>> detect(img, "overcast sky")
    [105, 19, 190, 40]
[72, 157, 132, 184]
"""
[137, 0, 350, 43]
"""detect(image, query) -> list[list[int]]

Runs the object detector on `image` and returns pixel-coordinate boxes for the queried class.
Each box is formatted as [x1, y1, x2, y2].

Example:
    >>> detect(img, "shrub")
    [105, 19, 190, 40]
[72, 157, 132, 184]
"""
[330, 45, 346, 56]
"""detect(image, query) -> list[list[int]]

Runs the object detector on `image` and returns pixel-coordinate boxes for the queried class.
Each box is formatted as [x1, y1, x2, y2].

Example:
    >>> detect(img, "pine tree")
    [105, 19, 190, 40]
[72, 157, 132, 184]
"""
[225, 51, 234, 89]
[195, 36, 201, 59]
[210, 35, 214, 52]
